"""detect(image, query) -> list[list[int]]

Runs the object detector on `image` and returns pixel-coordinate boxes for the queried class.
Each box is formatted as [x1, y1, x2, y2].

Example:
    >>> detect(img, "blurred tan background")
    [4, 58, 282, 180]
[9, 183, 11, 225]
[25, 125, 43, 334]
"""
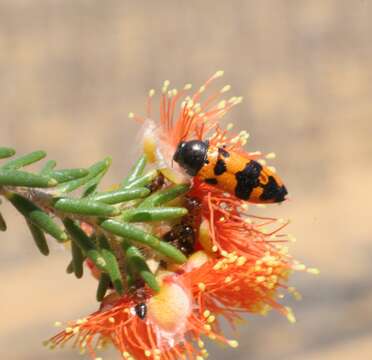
[1, 1, 372, 359]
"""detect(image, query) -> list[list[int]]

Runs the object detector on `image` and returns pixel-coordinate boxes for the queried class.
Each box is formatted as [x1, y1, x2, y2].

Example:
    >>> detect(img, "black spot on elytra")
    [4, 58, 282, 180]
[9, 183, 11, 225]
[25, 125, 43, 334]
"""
[205, 178, 218, 185]
[235, 161, 262, 200]
[218, 147, 230, 158]
[260, 176, 288, 202]
[214, 159, 227, 175]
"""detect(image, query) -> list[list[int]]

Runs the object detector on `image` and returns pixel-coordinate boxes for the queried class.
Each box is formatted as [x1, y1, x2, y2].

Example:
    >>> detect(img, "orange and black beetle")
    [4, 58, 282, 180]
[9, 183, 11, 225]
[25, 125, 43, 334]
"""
[173, 140, 288, 203]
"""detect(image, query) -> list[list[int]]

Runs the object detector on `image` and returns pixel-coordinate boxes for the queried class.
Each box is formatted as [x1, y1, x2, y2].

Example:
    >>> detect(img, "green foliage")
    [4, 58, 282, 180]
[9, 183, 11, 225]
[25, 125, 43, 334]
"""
[0, 147, 190, 301]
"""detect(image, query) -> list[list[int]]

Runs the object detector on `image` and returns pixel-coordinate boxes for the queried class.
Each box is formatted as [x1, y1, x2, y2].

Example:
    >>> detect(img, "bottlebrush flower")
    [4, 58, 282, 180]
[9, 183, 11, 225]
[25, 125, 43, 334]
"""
[47, 72, 317, 359]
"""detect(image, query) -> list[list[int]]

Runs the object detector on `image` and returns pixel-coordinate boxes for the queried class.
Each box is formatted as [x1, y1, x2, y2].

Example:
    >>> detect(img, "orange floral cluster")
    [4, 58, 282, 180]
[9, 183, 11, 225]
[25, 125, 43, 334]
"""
[47, 72, 316, 360]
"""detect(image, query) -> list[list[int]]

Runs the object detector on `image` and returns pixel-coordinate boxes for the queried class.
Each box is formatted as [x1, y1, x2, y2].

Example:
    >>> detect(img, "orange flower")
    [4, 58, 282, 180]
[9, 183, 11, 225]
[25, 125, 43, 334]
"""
[48, 250, 295, 359]
[47, 72, 316, 360]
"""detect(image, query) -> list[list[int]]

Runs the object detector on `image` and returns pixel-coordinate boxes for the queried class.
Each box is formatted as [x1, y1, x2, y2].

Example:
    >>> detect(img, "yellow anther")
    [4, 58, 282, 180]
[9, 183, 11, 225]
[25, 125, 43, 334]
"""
[72, 326, 80, 334]
[225, 276, 232, 283]
[199, 85, 206, 93]
[203, 310, 211, 318]
[293, 264, 306, 271]
[237, 256, 247, 266]
[187, 99, 194, 108]
[221, 250, 229, 257]
[196, 356, 204, 360]
[212, 245, 218, 252]
[234, 96, 243, 104]
[286, 307, 296, 323]
[265, 152, 276, 159]
[122, 352, 131, 358]
[108, 317, 115, 323]
[65, 327, 73, 334]
[198, 340, 205, 348]
[221, 85, 231, 93]
[257, 159, 267, 166]
[53, 321, 62, 327]
[184, 83, 192, 90]
[144, 350, 152, 357]
[217, 100, 227, 109]
[128, 112, 134, 119]
[198, 282, 206, 291]
[307, 267, 320, 275]
[227, 254, 238, 263]
[207, 315, 216, 323]
[267, 166, 276, 173]
[213, 70, 224, 78]
[228, 340, 239, 348]
[148, 89, 155, 97]
[204, 324, 212, 332]
[256, 276, 266, 283]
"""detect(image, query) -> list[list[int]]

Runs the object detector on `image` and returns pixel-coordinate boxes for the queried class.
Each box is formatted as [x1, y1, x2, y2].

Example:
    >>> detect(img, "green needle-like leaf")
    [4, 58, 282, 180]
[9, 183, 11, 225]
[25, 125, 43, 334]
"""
[100, 219, 187, 264]
[82, 173, 105, 197]
[54, 198, 119, 216]
[57, 157, 111, 193]
[123, 242, 160, 292]
[2, 150, 46, 170]
[122, 154, 147, 186]
[66, 260, 74, 274]
[49, 169, 89, 183]
[96, 273, 111, 301]
[81, 158, 112, 197]
[26, 220, 49, 256]
[122, 207, 188, 222]
[71, 240, 85, 278]
[139, 184, 190, 208]
[123, 169, 158, 190]
[7, 193, 67, 242]
[0, 170, 57, 187]
[0, 147, 16, 159]
[97, 234, 124, 294]
[100, 248, 124, 294]
[40, 160, 57, 175]
[0, 211, 7, 231]
[63, 218, 109, 273]
[92, 187, 150, 204]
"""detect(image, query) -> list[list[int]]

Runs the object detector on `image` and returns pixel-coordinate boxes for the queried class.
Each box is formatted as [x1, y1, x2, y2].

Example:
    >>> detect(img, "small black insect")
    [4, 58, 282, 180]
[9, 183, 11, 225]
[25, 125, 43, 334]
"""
[162, 196, 201, 256]
[134, 302, 147, 320]
[163, 223, 195, 255]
